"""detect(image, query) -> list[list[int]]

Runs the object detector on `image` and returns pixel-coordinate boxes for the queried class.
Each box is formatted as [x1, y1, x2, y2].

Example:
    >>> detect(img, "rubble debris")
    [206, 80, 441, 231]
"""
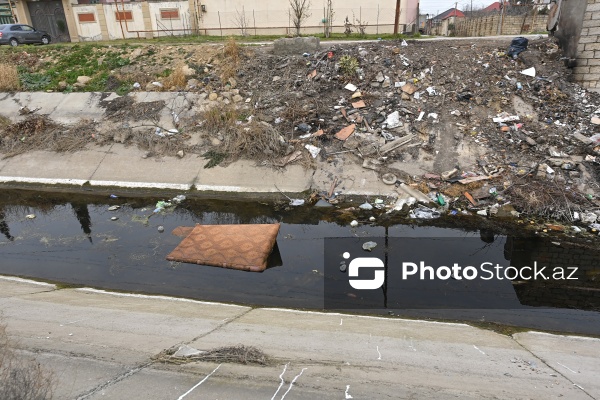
[379, 134, 415, 154]
[362, 241, 377, 251]
[334, 124, 356, 141]
[305, 144, 321, 158]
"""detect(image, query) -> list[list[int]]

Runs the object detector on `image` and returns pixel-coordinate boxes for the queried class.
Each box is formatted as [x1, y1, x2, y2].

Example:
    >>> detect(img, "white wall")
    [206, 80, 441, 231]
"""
[148, 1, 192, 37]
[73, 5, 102, 41]
[102, 2, 145, 40]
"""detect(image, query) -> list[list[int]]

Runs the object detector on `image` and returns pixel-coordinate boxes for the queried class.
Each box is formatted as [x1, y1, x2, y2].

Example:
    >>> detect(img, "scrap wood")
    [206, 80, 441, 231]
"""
[328, 176, 339, 198]
[273, 150, 303, 167]
[458, 175, 491, 184]
[379, 133, 415, 154]
[464, 192, 478, 206]
[340, 107, 348, 120]
[352, 100, 366, 109]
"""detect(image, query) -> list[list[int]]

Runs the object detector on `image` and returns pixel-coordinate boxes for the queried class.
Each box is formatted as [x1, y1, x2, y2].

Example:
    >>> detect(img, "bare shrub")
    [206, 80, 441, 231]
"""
[0, 323, 54, 400]
[289, 0, 312, 36]
[0, 64, 20, 91]
[222, 120, 287, 161]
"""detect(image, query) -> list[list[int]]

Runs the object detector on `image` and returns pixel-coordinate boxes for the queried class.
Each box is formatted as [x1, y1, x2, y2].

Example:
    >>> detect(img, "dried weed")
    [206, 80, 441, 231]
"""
[0, 64, 20, 91]
[0, 322, 55, 400]
[221, 38, 240, 81]
[156, 344, 271, 366]
[162, 64, 187, 90]
[223, 120, 287, 161]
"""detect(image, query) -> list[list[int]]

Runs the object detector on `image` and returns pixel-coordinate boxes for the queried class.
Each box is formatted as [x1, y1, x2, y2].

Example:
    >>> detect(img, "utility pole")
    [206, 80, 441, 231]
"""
[394, 0, 401, 35]
[416, 1, 420, 33]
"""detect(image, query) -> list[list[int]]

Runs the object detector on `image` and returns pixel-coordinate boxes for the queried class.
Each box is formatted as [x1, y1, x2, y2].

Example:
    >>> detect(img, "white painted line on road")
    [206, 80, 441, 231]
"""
[0, 275, 56, 288]
[280, 368, 307, 400]
[473, 345, 486, 355]
[271, 363, 288, 400]
[89, 180, 191, 190]
[0, 177, 88, 186]
[557, 362, 579, 374]
[176, 363, 221, 400]
[260, 308, 470, 327]
[376, 346, 382, 360]
[345, 385, 353, 399]
[75, 288, 248, 309]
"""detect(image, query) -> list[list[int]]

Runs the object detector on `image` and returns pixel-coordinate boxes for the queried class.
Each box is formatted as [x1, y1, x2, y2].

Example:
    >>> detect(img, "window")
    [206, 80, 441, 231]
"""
[10, 25, 21, 31]
[115, 11, 133, 21]
[78, 13, 96, 23]
[160, 8, 179, 20]
[21, 25, 34, 31]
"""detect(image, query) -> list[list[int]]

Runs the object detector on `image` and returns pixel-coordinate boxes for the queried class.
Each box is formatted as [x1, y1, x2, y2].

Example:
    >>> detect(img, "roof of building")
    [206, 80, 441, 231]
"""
[433, 8, 466, 21]
[483, 2, 502, 12]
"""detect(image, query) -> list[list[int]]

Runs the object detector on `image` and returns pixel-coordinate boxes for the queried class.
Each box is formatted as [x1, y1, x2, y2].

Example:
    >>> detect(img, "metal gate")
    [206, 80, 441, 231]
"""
[27, 0, 70, 43]
[0, 2, 15, 24]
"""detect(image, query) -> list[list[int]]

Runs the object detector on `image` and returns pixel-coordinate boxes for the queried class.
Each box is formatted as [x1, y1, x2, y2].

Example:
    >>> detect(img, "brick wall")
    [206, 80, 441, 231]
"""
[575, 0, 600, 90]
[454, 14, 547, 37]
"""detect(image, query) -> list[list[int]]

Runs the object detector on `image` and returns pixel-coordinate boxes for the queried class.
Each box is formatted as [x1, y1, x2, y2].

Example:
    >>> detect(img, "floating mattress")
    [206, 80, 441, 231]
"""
[166, 223, 280, 272]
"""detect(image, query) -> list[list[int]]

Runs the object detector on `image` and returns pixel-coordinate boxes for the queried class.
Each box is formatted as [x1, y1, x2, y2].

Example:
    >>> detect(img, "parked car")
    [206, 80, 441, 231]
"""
[0, 24, 51, 47]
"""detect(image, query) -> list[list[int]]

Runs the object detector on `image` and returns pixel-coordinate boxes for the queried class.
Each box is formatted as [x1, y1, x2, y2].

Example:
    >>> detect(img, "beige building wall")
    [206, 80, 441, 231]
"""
[196, 0, 418, 36]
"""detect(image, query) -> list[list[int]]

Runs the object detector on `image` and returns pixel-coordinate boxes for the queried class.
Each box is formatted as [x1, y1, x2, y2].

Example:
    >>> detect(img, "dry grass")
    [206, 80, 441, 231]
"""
[0, 116, 95, 158]
[0, 322, 55, 400]
[0, 64, 20, 91]
[221, 38, 240, 81]
[507, 179, 590, 221]
[162, 64, 187, 90]
[223, 120, 287, 161]
[156, 345, 272, 366]
[201, 103, 239, 134]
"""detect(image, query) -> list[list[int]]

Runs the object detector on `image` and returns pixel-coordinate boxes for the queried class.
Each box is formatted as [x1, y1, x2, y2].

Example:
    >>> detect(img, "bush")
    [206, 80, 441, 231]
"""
[0, 323, 55, 400]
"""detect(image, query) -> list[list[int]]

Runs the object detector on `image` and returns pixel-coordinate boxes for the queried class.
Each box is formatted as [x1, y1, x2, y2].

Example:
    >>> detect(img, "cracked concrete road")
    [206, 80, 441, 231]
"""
[1, 277, 599, 400]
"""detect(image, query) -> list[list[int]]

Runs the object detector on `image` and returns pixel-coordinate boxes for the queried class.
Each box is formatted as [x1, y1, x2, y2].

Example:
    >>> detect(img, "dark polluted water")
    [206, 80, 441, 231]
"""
[0, 189, 599, 336]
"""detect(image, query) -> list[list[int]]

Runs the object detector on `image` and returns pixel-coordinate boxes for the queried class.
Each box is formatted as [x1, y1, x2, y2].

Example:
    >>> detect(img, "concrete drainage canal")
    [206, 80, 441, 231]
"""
[0, 188, 599, 336]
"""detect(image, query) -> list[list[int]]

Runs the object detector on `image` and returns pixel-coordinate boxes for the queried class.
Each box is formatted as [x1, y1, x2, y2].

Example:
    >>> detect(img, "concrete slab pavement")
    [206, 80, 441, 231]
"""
[0, 93, 106, 124]
[1, 277, 597, 400]
[89, 145, 200, 190]
[194, 160, 314, 193]
[0, 147, 112, 186]
[513, 331, 600, 398]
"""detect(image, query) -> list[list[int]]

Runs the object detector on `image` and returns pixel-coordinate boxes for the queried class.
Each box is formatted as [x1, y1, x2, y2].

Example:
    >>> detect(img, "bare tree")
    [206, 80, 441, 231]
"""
[352, 13, 368, 37]
[324, 0, 334, 38]
[234, 7, 249, 36]
[289, 0, 312, 36]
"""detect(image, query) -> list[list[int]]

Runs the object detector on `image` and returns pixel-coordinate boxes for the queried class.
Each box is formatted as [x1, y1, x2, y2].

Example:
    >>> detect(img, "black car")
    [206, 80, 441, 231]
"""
[0, 24, 51, 47]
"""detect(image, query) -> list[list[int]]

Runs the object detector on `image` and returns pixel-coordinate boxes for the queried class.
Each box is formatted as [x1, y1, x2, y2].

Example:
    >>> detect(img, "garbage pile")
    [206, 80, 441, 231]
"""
[226, 36, 600, 225]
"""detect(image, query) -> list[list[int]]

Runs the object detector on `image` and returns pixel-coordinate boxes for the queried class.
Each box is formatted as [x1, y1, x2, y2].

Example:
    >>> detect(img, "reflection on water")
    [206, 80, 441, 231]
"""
[0, 189, 599, 335]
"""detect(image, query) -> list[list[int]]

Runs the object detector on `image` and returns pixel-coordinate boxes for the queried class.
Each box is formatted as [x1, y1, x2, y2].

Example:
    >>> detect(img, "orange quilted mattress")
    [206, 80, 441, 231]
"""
[166, 223, 280, 272]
